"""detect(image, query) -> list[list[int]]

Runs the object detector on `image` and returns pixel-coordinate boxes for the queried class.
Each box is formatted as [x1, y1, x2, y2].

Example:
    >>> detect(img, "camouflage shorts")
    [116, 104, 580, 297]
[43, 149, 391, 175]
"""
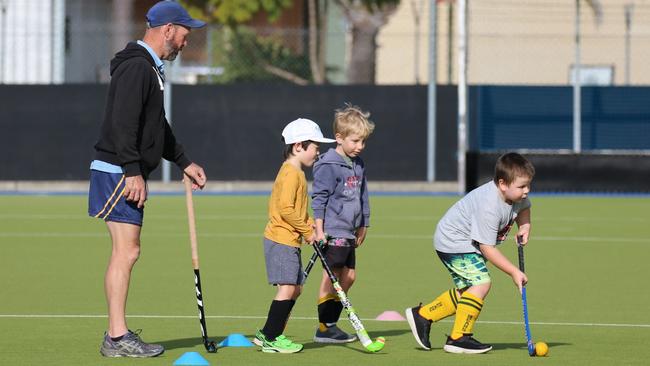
[436, 251, 491, 289]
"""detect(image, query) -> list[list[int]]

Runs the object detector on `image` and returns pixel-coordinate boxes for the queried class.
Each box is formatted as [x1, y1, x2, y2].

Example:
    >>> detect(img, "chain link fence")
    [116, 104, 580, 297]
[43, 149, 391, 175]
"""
[465, 0, 650, 86]
[2, 0, 650, 86]
[455, 1, 650, 152]
[377, 0, 650, 86]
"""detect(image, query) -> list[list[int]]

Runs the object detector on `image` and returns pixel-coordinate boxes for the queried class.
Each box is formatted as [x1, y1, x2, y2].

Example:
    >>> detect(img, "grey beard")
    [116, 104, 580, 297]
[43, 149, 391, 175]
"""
[166, 50, 179, 61]
[163, 41, 180, 61]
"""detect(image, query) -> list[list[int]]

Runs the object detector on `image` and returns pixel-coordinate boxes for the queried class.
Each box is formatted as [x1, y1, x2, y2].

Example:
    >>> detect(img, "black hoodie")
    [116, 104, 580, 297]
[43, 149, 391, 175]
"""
[93, 42, 191, 179]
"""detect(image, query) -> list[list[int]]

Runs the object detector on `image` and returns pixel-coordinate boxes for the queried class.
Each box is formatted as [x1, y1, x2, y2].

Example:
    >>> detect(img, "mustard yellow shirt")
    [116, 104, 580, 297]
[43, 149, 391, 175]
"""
[264, 162, 314, 247]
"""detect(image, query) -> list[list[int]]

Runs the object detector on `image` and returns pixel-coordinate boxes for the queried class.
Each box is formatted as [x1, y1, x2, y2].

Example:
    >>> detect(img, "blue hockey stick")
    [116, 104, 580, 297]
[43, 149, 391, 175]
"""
[517, 236, 535, 357]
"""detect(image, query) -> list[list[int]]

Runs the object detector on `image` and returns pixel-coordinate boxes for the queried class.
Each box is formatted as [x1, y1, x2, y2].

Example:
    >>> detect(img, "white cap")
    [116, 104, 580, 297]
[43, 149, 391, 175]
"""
[282, 118, 336, 144]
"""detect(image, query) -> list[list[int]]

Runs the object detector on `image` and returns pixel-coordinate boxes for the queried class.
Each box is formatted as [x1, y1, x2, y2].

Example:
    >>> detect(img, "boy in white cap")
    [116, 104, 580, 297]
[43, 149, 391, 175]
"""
[254, 118, 335, 353]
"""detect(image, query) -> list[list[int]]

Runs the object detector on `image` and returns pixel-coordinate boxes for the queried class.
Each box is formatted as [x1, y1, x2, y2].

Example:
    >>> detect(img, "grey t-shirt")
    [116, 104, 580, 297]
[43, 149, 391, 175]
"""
[434, 181, 531, 254]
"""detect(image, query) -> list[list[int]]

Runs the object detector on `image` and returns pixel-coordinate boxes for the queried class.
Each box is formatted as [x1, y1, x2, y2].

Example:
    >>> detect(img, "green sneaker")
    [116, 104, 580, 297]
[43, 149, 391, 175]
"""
[261, 334, 303, 354]
[253, 329, 266, 347]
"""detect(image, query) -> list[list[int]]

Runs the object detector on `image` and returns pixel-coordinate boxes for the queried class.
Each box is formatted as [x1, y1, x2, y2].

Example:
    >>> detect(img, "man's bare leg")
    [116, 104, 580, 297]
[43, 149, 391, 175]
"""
[105, 221, 141, 337]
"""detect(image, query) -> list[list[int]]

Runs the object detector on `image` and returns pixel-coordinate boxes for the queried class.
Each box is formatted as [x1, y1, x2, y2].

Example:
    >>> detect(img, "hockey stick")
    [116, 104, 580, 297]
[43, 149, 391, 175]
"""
[302, 251, 320, 279]
[302, 236, 346, 280]
[184, 177, 217, 353]
[302, 241, 323, 280]
[312, 241, 385, 353]
[517, 236, 535, 357]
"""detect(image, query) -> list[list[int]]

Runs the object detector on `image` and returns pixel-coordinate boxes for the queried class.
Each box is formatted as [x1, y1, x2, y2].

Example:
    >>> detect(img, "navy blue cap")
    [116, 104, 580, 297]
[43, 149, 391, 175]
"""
[146, 1, 206, 29]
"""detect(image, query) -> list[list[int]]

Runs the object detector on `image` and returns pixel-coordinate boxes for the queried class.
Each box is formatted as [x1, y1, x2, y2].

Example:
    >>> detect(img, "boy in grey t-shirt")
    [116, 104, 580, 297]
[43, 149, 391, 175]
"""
[405, 153, 535, 354]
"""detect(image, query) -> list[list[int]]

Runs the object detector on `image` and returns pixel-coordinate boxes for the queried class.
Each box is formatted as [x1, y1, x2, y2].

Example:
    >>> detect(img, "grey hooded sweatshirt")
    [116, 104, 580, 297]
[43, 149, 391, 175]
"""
[311, 148, 370, 240]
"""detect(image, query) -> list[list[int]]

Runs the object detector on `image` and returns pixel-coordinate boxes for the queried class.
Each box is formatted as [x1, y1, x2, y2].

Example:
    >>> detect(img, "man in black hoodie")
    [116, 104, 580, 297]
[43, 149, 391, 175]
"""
[88, 1, 206, 358]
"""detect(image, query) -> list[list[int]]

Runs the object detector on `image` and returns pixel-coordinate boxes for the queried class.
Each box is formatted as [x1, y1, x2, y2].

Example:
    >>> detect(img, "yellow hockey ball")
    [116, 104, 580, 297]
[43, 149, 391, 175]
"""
[535, 342, 549, 357]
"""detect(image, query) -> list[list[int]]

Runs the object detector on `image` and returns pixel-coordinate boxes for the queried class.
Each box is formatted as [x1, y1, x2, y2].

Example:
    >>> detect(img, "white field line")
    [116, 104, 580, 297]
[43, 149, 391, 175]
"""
[0, 213, 648, 223]
[0, 314, 648, 328]
[0, 214, 268, 220]
[0, 231, 646, 243]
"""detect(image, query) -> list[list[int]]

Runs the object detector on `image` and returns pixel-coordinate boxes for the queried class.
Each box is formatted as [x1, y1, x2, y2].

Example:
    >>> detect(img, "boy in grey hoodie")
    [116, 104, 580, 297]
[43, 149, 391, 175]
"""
[311, 105, 375, 343]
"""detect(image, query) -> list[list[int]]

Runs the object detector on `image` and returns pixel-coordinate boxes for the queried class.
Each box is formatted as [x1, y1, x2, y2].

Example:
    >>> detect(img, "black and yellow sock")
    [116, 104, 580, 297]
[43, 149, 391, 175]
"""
[418, 289, 459, 322]
[317, 294, 341, 331]
[450, 292, 483, 339]
[262, 299, 296, 340]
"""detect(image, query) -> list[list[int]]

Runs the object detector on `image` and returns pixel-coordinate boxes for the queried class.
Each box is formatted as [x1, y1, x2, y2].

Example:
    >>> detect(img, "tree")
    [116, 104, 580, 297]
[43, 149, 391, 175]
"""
[334, 0, 400, 84]
[182, 0, 327, 84]
[182, 0, 324, 85]
[308, 0, 328, 83]
[181, 0, 292, 26]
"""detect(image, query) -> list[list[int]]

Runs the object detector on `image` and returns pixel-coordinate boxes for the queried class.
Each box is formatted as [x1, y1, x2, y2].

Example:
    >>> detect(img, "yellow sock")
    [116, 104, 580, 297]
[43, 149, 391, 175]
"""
[450, 292, 484, 339]
[418, 289, 458, 321]
[318, 294, 338, 332]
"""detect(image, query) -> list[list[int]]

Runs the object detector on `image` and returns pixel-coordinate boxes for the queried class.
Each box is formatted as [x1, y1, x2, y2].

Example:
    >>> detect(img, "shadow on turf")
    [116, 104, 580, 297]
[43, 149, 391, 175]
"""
[302, 342, 389, 355]
[158, 329, 413, 352]
[371, 328, 411, 337]
[405, 342, 571, 353]
[302, 329, 410, 353]
[158, 336, 215, 351]
[158, 334, 259, 351]
[490, 342, 571, 351]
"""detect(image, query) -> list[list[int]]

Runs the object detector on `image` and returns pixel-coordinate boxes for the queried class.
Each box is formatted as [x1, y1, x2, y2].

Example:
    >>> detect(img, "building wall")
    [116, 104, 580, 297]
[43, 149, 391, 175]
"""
[64, 0, 198, 83]
[64, 0, 113, 83]
[325, 3, 347, 84]
[0, 0, 65, 84]
[377, 0, 650, 85]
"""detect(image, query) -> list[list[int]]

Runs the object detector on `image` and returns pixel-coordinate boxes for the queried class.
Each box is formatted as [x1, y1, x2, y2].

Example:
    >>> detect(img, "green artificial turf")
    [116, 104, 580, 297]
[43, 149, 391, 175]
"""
[1, 194, 649, 365]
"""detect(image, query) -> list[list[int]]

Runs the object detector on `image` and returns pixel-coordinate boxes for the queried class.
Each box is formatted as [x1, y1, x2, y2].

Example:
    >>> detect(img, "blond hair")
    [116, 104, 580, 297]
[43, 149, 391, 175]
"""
[333, 104, 375, 139]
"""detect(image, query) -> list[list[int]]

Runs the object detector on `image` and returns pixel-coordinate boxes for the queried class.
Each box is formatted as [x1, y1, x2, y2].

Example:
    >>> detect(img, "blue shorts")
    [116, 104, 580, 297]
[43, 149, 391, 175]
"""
[88, 170, 143, 226]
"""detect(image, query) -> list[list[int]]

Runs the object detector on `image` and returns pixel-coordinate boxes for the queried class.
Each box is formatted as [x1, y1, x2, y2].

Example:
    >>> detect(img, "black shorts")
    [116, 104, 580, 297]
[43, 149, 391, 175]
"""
[322, 238, 356, 269]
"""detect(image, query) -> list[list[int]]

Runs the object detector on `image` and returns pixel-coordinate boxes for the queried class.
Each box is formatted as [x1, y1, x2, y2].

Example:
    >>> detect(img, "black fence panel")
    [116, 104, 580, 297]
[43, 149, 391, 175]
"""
[0, 85, 107, 180]
[166, 84, 457, 181]
[1, 84, 461, 181]
[9, 84, 647, 191]
[466, 152, 650, 193]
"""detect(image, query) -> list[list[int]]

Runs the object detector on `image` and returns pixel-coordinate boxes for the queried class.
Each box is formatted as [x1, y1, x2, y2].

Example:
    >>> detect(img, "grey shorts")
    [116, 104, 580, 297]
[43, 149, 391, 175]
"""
[263, 238, 304, 285]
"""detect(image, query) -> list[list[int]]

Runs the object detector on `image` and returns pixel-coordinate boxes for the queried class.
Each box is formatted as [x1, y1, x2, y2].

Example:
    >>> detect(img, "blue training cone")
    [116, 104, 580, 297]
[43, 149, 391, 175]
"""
[173, 351, 210, 366]
[217, 333, 254, 347]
